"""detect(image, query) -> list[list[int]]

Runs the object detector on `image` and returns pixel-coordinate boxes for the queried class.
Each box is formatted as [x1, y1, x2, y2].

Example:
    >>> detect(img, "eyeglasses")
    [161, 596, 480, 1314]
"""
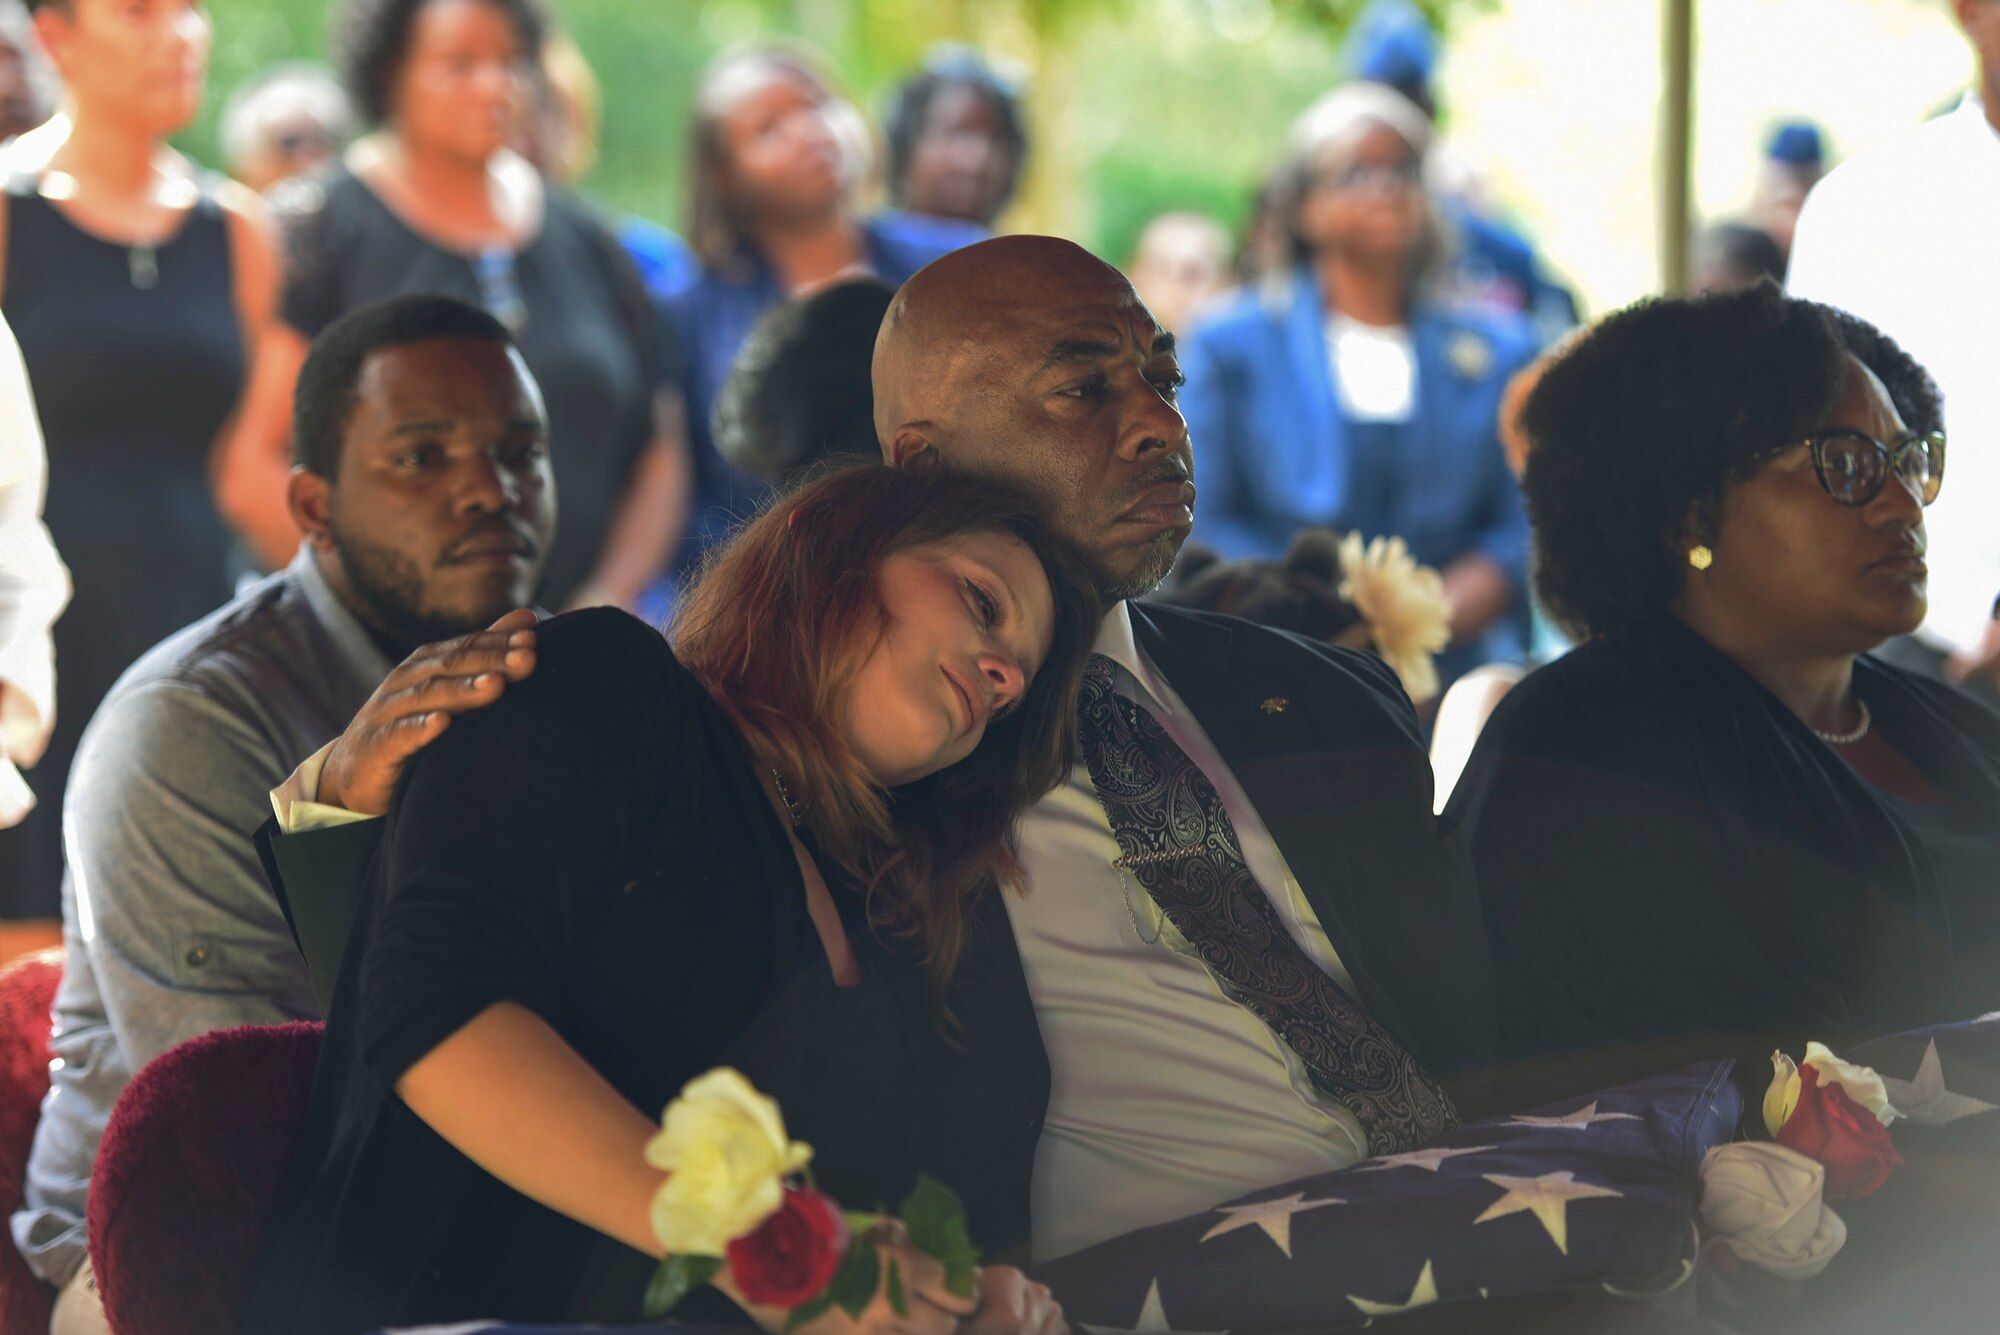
[1311, 159, 1421, 195]
[1797, 428, 1946, 507]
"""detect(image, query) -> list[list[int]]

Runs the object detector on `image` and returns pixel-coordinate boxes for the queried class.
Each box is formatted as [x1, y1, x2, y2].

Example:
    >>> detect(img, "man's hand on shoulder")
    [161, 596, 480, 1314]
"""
[318, 609, 539, 815]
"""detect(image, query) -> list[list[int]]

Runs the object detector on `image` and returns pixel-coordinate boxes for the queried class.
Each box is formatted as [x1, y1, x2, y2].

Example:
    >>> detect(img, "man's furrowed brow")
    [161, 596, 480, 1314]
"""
[1038, 337, 1124, 371]
[1148, 330, 1178, 361]
[386, 417, 457, 437]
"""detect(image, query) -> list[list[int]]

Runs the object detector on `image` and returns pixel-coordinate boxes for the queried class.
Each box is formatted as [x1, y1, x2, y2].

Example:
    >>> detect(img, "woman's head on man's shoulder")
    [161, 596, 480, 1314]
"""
[673, 460, 1102, 986]
[1520, 281, 1942, 658]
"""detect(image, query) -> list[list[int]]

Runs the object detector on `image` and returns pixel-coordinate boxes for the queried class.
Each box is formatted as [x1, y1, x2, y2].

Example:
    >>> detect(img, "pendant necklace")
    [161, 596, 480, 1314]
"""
[128, 242, 159, 290]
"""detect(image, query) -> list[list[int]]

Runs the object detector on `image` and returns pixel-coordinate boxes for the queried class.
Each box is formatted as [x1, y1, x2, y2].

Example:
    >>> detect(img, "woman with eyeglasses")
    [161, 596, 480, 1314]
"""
[216, 0, 685, 614]
[1447, 282, 2000, 1108]
[1178, 81, 1537, 698]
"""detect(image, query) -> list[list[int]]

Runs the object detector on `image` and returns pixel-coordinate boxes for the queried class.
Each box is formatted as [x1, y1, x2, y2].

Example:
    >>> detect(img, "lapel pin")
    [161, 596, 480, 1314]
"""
[1260, 695, 1290, 715]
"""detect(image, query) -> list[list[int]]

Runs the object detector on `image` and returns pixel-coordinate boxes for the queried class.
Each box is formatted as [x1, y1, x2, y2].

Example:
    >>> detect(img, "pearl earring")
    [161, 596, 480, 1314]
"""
[1688, 545, 1714, 571]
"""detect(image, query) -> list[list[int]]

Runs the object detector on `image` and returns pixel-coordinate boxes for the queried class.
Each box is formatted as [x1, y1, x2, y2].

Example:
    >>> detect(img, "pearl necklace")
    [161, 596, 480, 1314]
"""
[1813, 700, 1872, 747]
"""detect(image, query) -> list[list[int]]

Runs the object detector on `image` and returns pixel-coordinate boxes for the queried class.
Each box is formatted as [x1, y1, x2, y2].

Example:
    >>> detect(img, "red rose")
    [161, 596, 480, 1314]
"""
[1775, 1062, 1904, 1200]
[726, 1186, 850, 1308]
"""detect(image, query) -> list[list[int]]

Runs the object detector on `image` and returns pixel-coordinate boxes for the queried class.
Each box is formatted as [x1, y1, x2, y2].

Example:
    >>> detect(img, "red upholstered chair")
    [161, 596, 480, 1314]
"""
[87, 1021, 322, 1335]
[0, 948, 61, 1333]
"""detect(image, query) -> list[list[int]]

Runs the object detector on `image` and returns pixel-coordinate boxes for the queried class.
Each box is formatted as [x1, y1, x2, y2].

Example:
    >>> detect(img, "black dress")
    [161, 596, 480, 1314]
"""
[0, 175, 242, 916]
[240, 609, 958, 1335]
[274, 168, 672, 608]
[1447, 614, 2000, 1105]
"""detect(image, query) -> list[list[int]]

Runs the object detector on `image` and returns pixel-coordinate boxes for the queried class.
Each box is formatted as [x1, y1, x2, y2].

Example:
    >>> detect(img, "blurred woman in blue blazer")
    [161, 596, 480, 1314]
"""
[1179, 83, 1534, 686]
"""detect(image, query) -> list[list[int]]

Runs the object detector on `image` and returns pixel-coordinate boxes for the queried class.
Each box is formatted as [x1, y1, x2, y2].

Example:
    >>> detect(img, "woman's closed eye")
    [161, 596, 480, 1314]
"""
[965, 576, 1003, 630]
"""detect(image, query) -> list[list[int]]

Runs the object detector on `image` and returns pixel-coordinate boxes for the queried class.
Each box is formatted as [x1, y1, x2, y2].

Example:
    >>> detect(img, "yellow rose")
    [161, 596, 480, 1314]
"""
[644, 1068, 815, 1256]
[1763, 1043, 1899, 1137]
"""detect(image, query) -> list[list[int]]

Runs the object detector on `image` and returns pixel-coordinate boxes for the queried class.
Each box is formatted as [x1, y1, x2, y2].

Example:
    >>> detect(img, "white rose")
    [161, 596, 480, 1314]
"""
[1763, 1043, 1899, 1138]
[644, 1068, 814, 1256]
[1335, 533, 1451, 705]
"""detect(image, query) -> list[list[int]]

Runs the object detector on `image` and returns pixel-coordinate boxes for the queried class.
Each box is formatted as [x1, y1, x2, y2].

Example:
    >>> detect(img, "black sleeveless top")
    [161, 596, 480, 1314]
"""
[0, 173, 243, 915]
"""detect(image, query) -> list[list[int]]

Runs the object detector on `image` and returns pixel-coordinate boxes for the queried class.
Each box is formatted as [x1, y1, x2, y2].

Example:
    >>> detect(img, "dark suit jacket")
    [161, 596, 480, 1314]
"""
[256, 600, 1495, 1262]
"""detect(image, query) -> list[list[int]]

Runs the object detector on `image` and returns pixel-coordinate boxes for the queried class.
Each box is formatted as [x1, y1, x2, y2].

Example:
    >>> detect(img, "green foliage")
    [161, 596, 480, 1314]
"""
[899, 1173, 979, 1300]
[643, 1252, 724, 1320]
[178, 0, 1493, 256]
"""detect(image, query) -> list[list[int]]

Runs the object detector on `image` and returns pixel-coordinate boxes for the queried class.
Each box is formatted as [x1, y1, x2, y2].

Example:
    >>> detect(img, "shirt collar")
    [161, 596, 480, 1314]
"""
[1092, 600, 1176, 718]
[292, 546, 397, 692]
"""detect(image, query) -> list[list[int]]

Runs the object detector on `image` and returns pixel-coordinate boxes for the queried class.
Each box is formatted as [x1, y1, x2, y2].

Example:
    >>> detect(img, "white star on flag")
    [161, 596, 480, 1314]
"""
[1475, 1171, 1624, 1254]
[1356, 1144, 1495, 1173]
[1882, 1039, 2000, 1126]
[1347, 1259, 1440, 1316]
[1078, 1279, 1228, 1335]
[1507, 1101, 1641, 1130]
[1198, 1191, 1344, 1257]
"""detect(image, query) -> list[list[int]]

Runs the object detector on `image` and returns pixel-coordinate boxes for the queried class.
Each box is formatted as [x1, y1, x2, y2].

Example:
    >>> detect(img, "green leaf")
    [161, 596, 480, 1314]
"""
[784, 1290, 838, 1332]
[642, 1253, 723, 1319]
[885, 1258, 907, 1318]
[900, 1174, 982, 1299]
[832, 1241, 882, 1319]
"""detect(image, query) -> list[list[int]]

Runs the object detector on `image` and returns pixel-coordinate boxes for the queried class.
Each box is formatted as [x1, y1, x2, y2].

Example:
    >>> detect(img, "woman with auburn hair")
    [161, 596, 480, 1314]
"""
[242, 462, 1094, 1335]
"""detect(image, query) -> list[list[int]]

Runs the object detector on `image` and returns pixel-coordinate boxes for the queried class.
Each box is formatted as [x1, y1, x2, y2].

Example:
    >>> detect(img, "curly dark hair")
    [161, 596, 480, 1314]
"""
[1152, 530, 1364, 645]
[333, 0, 547, 127]
[713, 278, 894, 488]
[1520, 280, 1942, 641]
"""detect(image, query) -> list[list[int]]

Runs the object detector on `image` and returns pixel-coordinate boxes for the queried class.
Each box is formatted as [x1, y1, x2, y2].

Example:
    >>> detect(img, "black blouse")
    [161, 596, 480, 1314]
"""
[1447, 614, 2000, 1104]
[240, 610, 951, 1334]
[273, 169, 673, 606]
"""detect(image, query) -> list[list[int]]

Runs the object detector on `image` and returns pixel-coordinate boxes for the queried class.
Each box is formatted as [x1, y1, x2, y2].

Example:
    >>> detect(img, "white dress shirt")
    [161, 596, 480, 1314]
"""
[1787, 95, 2000, 656]
[0, 310, 70, 822]
[1009, 603, 1368, 1263]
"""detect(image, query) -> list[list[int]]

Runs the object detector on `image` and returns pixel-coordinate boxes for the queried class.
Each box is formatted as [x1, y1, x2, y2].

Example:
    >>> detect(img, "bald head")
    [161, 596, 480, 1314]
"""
[870, 234, 1195, 603]
[873, 235, 1144, 441]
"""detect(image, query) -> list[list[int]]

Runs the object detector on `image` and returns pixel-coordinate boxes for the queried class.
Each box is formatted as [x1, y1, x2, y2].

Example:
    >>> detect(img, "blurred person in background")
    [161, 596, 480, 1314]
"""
[1343, 0, 1578, 340]
[0, 311, 66, 833]
[1452, 284, 2000, 1106]
[220, 61, 351, 195]
[1694, 220, 1786, 295]
[1748, 120, 1826, 274]
[1179, 82, 1535, 692]
[711, 276, 891, 490]
[882, 45, 1026, 231]
[1152, 528, 1448, 708]
[0, 0, 277, 920]
[1788, 0, 2000, 707]
[664, 44, 982, 569]
[216, 0, 685, 616]
[0, 0, 51, 143]
[518, 26, 695, 307]
[1125, 210, 1232, 337]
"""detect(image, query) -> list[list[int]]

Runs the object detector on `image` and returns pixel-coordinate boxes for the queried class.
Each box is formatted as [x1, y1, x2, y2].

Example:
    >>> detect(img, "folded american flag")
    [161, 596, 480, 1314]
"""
[1850, 1013, 2000, 1129]
[1031, 1061, 1741, 1333]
